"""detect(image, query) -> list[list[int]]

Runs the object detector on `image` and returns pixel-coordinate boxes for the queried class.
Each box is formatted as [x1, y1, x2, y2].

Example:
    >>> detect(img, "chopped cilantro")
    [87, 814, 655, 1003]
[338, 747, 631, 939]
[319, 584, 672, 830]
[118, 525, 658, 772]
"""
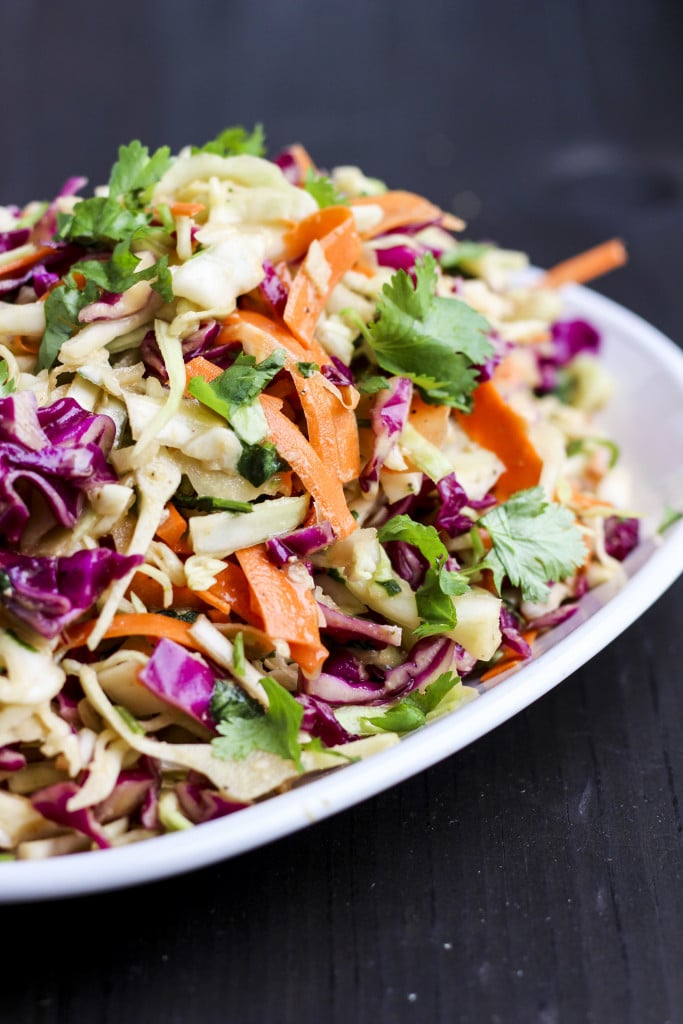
[38, 276, 99, 371]
[173, 493, 253, 514]
[57, 197, 149, 246]
[195, 123, 266, 158]
[296, 361, 320, 378]
[74, 241, 173, 302]
[108, 140, 172, 204]
[212, 677, 305, 769]
[158, 608, 200, 624]
[188, 349, 285, 443]
[362, 671, 459, 733]
[0, 569, 11, 593]
[303, 168, 349, 209]
[357, 374, 391, 395]
[0, 359, 16, 396]
[362, 254, 493, 410]
[479, 486, 587, 603]
[377, 578, 402, 596]
[378, 515, 470, 637]
[237, 441, 290, 487]
[210, 679, 262, 724]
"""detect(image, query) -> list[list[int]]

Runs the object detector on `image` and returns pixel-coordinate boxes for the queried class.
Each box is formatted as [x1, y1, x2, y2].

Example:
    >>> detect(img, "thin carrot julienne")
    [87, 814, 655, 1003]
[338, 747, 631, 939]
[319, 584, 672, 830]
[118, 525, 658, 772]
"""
[539, 238, 627, 289]
[66, 613, 205, 651]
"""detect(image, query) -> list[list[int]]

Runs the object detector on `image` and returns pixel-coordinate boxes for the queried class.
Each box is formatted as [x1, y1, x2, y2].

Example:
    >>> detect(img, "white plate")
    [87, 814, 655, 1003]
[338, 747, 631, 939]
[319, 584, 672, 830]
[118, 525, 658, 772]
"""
[2, 281, 683, 903]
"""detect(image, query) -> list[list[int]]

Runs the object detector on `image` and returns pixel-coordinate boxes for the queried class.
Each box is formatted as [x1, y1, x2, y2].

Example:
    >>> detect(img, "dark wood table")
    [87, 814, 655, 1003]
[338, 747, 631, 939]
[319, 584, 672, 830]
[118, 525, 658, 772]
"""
[2, 2, 682, 1021]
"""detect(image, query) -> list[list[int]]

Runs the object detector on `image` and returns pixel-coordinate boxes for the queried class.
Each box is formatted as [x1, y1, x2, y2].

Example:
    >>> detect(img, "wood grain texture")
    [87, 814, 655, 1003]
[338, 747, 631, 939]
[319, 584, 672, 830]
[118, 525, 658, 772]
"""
[1, 1, 682, 1021]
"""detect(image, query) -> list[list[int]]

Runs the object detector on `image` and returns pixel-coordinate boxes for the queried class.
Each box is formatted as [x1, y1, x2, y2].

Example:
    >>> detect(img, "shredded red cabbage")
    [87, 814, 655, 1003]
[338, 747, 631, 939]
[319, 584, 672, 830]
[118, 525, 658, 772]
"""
[0, 548, 142, 638]
[32, 781, 111, 850]
[604, 516, 639, 561]
[175, 782, 246, 824]
[137, 638, 216, 730]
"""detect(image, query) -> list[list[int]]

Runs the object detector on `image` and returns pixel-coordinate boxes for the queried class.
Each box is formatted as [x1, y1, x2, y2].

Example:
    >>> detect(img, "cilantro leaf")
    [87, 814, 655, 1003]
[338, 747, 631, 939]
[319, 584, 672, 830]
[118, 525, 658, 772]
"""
[38, 277, 99, 371]
[378, 515, 470, 637]
[210, 679, 262, 723]
[0, 359, 15, 396]
[188, 350, 285, 443]
[296, 361, 320, 378]
[195, 123, 266, 158]
[363, 254, 494, 410]
[357, 374, 390, 394]
[173, 493, 253, 514]
[212, 677, 304, 769]
[363, 671, 459, 733]
[303, 168, 349, 209]
[108, 140, 172, 203]
[237, 441, 289, 486]
[479, 486, 587, 603]
[75, 241, 173, 303]
[57, 197, 149, 245]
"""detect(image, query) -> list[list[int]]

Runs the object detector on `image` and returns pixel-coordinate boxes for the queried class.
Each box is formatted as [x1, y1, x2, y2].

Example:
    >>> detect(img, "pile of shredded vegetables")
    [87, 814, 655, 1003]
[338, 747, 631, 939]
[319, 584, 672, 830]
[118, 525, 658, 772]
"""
[0, 126, 637, 859]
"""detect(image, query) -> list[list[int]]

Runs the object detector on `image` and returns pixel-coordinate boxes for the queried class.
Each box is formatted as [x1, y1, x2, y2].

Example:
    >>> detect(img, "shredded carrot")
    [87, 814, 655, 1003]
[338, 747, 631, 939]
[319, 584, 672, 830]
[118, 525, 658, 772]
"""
[352, 252, 378, 277]
[479, 630, 538, 682]
[222, 310, 360, 482]
[288, 143, 316, 180]
[260, 394, 357, 539]
[11, 333, 41, 355]
[221, 309, 327, 364]
[168, 202, 206, 218]
[291, 374, 360, 484]
[184, 355, 223, 388]
[235, 544, 328, 676]
[155, 504, 192, 554]
[197, 563, 262, 626]
[539, 238, 627, 289]
[0, 244, 56, 280]
[283, 207, 361, 347]
[407, 392, 450, 449]
[66, 613, 204, 651]
[455, 381, 543, 501]
[128, 573, 206, 611]
[350, 191, 448, 240]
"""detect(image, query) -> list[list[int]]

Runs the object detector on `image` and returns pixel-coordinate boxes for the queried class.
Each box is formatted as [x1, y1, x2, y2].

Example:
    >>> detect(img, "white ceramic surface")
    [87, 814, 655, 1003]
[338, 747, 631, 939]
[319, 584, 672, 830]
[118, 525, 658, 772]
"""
[2, 281, 682, 904]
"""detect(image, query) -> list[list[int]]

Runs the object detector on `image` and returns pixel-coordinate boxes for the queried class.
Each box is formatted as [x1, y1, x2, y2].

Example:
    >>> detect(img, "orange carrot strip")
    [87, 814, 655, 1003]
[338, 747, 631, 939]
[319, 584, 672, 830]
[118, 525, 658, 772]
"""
[197, 564, 262, 626]
[291, 375, 360, 484]
[480, 631, 538, 683]
[283, 208, 361, 346]
[455, 381, 543, 501]
[539, 238, 627, 289]
[168, 202, 206, 218]
[350, 191, 446, 240]
[407, 392, 450, 449]
[260, 394, 357, 539]
[288, 143, 316, 179]
[184, 356, 223, 387]
[222, 310, 360, 483]
[0, 244, 55, 280]
[128, 574, 207, 611]
[155, 504, 191, 554]
[66, 614, 204, 651]
[235, 544, 328, 676]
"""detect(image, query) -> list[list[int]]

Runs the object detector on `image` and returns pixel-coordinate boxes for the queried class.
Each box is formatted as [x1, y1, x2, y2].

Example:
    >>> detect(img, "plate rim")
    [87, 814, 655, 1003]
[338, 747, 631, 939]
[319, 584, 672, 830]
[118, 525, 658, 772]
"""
[2, 279, 683, 903]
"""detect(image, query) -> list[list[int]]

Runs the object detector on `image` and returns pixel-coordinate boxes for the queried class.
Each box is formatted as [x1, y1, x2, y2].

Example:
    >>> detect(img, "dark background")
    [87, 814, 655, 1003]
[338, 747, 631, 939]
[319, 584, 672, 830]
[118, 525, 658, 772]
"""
[2, 2, 683, 1022]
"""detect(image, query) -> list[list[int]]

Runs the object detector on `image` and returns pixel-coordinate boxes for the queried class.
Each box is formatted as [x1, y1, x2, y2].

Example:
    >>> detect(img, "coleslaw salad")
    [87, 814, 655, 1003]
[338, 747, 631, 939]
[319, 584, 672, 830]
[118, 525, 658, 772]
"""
[0, 125, 659, 862]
